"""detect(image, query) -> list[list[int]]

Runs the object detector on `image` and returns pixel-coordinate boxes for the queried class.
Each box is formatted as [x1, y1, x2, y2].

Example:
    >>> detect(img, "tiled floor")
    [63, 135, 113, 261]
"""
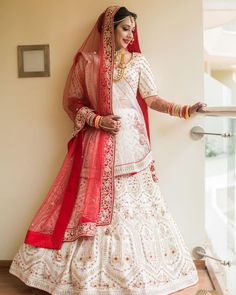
[0, 268, 215, 295]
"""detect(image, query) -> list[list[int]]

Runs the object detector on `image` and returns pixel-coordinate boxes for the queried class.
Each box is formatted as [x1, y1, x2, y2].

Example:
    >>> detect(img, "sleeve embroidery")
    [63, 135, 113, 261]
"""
[138, 55, 159, 99]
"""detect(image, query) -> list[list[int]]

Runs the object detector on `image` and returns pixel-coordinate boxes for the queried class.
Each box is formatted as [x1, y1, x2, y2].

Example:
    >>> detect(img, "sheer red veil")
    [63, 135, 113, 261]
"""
[24, 6, 150, 250]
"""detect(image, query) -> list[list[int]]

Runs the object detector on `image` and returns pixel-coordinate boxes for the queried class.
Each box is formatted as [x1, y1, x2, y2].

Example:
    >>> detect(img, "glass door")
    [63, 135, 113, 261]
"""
[204, 116, 236, 295]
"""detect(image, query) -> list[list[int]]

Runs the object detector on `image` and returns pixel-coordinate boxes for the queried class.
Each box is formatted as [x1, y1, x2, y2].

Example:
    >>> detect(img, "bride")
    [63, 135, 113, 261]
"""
[10, 6, 205, 295]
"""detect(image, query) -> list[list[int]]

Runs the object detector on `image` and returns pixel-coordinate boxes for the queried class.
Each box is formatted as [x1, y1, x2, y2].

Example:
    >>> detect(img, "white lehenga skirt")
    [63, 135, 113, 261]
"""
[9, 165, 198, 295]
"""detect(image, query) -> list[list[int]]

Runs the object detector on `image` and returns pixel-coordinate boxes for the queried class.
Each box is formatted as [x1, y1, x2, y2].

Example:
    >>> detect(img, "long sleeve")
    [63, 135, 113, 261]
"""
[63, 55, 94, 135]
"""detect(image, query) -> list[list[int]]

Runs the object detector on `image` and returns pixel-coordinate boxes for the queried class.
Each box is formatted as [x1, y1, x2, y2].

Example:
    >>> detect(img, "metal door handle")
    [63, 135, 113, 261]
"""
[190, 126, 232, 140]
[192, 246, 231, 267]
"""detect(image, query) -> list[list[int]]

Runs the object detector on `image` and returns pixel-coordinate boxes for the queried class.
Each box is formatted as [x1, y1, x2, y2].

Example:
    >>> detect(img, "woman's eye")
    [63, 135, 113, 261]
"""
[123, 27, 129, 31]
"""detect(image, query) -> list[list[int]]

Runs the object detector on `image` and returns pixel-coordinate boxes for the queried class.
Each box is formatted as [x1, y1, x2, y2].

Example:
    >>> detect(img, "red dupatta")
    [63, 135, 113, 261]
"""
[24, 6, 150, 250]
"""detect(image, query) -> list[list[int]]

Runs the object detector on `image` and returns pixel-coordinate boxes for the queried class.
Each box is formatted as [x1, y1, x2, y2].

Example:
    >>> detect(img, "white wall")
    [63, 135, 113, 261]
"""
[147, 1, 205, 252]
[0, 0, 204, 259]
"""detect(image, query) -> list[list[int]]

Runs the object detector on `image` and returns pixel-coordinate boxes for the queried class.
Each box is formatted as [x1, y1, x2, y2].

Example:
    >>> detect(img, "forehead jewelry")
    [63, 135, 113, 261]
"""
[113, 16, 127, 24]
[114, 15, 135, 25]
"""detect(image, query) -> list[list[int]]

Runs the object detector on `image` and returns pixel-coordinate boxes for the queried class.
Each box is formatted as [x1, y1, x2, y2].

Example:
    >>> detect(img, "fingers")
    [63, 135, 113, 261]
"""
[190, 102, 207, 115]
[99, 115, 122, 134]
[112, 115, 121, 121]
[106, 120, 121, 130]
[197, 102, 207, 107]
[196, 102, 207, 112]
[197, 102, 207, 108]
[115, 120, 121, 128]
[101, 126, 120, 135]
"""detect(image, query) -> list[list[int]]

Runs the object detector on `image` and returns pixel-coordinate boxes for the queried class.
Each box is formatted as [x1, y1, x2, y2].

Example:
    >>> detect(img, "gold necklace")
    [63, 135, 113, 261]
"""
[113, 48, 126, 82]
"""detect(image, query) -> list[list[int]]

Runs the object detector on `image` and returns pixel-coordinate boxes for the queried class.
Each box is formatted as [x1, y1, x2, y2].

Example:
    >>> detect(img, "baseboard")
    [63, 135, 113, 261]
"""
[194, 260, 221, 294]
[0, 260, 12, 268]
[194, 259, 206, 269]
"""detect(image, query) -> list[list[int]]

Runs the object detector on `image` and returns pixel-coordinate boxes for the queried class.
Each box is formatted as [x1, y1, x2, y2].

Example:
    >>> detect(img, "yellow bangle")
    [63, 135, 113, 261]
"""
[185, 106, 190, 119]
[94, 115, 101, 129]
[174, 104, 180, 117]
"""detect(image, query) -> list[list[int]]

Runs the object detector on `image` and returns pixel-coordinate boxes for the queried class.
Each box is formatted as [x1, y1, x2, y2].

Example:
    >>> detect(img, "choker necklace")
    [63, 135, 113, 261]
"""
[113, 48, 126, 82]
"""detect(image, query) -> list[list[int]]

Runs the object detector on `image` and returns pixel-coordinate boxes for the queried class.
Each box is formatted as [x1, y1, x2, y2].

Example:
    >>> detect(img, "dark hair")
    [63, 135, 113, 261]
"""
[114, 7, 137, 29]
[97, 7, 137, 33]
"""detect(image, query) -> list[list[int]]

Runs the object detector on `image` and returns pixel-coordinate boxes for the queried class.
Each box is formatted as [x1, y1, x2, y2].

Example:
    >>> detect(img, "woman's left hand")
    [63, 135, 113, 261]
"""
[189, 102, 207, 116]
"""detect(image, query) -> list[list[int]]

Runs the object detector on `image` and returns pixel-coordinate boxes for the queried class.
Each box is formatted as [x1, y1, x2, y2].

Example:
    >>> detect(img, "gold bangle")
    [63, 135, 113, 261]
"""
[185, 106, 190, 119]
[98, 116, 103, 128]
[94, 115, 101, 129]
[173, 104, 180, 117]
[172, 104, 177, 116]
[178, 105, 182, 117]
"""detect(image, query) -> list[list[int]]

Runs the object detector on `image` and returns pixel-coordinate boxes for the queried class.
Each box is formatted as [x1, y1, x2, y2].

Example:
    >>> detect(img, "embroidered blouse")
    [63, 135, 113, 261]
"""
[113, 53, 158, 176]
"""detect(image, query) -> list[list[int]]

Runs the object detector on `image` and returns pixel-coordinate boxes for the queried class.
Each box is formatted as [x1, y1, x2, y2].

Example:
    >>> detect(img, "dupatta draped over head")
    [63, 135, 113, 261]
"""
[25, 6, 150, 250]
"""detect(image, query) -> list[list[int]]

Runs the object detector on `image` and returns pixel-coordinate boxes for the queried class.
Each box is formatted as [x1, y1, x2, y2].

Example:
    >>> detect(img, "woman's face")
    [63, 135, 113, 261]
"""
[114, 16, 135, 50]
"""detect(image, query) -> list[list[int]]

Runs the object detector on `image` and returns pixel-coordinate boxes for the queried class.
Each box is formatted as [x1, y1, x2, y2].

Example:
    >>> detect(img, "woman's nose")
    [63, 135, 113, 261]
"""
[128, 31, 133, 39]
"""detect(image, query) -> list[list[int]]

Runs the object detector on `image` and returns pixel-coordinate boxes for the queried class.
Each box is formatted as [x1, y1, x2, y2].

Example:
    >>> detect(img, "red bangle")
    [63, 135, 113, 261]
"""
[181, 105, 186, 118]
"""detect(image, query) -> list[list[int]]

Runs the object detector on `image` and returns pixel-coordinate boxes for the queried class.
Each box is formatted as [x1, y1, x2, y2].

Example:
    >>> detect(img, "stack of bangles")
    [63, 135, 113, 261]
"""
[86, 112, 102, 129]
[167, 103, 190, 119]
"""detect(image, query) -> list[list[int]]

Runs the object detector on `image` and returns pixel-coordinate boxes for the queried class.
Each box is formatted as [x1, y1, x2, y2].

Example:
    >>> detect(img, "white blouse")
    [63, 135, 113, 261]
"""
[113, 53, 158, 176]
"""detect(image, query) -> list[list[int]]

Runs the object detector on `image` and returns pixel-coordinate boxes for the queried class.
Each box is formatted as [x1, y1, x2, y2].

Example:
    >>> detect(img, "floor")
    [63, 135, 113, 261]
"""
[0, 267, 215, 295]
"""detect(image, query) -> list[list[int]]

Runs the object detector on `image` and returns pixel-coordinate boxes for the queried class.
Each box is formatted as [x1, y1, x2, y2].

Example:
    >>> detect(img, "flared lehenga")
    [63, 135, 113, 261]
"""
[10, 165, 198, 295]
[9, 52, 198, 294]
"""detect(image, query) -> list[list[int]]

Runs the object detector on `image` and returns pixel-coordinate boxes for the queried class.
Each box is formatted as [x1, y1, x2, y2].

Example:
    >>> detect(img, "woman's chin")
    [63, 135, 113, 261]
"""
[122, 43, 129, 48]
[115, 44, 128, 51]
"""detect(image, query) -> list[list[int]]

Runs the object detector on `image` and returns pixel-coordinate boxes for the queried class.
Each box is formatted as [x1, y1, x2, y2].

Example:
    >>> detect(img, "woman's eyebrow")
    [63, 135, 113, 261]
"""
[122, 24, 135, 30]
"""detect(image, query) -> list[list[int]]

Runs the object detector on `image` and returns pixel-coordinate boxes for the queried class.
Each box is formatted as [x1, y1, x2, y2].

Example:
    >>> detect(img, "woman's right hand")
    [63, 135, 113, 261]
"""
[100, 115, 121, 135]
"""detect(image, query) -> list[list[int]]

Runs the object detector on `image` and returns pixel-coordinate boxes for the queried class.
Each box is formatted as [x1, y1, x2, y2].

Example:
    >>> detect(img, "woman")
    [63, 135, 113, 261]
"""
[10, 6, 206, 295]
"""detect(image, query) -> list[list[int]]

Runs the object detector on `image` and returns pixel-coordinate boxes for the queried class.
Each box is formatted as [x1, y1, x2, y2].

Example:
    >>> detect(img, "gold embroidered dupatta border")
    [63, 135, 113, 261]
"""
[96, 6, 119, 226]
